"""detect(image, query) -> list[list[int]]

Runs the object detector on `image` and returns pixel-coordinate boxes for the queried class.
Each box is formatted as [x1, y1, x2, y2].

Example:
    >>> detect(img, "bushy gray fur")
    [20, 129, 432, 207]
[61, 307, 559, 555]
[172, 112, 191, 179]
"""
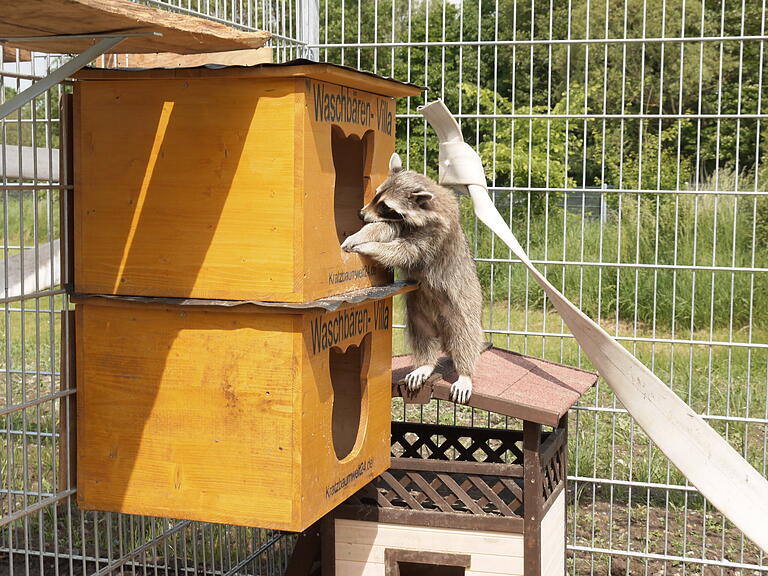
[341, 160, 483, 400]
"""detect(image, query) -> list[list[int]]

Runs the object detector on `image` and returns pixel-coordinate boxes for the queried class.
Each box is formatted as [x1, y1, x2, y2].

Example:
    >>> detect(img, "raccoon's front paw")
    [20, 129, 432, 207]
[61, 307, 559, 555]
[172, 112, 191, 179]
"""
[450, 375, 473, 404]
[347, 241, 375, 255]
[340, 235, 361, 252]
[405, 364, 435, 391]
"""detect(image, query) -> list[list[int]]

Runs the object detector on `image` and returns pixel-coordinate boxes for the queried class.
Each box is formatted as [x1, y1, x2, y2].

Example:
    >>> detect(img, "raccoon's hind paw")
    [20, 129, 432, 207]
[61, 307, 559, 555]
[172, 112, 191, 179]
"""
[405, 364, 435, 391]
[450, 375, 473, 404]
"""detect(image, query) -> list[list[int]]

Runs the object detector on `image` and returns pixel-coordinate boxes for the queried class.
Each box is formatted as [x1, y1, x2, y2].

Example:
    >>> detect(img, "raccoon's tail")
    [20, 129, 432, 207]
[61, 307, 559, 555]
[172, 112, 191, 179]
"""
[419, 99, 768, 554]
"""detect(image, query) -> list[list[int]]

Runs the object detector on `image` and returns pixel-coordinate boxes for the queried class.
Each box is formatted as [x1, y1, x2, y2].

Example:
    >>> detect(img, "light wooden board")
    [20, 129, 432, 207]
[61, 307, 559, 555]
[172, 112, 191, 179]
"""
[336, 542, 525, 574]
[2, 44, 30, 61]
[0, 240, 59, 300]
[335, 561, 517, 576]
[541, 491, 566, 576]
[334, 519, 525, 556]
[96, 47, 273, 69]
[335, 519, 525, 575]
[335, 560, 382, 576]
[131, 47, 272, 67]
[0, 0, 270, 54]
[76, 298, 393, 531]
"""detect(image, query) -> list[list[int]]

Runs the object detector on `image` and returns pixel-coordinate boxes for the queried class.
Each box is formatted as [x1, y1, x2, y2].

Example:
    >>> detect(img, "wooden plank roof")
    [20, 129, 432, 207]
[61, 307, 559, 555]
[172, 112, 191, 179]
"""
[0, 0, 270, 55]
[393, 346, 598, 427]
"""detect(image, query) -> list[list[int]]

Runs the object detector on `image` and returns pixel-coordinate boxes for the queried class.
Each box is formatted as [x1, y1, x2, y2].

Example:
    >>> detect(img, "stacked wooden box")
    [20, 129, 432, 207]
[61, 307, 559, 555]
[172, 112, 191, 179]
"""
[71, 62, 420, 531]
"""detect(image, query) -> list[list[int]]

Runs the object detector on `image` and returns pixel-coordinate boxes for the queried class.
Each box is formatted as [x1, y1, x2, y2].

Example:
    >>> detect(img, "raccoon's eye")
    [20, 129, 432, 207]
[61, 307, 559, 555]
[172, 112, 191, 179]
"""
[377, 202, 404, 220]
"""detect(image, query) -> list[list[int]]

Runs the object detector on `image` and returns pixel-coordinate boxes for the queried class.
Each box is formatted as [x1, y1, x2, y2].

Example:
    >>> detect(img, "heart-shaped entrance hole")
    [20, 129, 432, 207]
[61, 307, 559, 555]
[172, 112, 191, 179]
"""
[330, 333, 371, 461]
[331, 125, 375, 245]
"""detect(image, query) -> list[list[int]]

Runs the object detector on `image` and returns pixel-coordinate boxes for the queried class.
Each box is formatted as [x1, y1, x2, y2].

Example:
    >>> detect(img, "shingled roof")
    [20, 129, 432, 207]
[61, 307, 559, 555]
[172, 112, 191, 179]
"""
[392, 346, 598, 427]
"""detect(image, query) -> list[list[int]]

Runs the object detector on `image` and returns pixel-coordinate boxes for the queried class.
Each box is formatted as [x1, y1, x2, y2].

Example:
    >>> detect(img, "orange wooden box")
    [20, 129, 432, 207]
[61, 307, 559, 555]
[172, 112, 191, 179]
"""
[74, 294, 395, 531]
[73, 63, 420, 302]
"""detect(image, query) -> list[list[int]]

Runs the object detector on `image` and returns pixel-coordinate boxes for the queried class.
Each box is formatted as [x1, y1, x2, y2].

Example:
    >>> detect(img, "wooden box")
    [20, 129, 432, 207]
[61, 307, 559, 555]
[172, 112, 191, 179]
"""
[73, 63, 420, 302]
[74, 292, 397, 531]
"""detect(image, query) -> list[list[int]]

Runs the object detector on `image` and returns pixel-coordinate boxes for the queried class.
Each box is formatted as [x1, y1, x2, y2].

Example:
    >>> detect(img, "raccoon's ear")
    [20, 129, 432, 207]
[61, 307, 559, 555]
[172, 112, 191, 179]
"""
[389, 153, 403, 173]
[411, 190, 434, 205]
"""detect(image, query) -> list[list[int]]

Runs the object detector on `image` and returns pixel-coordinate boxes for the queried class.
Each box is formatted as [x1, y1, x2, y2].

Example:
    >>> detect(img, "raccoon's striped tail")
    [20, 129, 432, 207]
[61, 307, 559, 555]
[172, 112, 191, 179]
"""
[419, 99, 768, 554]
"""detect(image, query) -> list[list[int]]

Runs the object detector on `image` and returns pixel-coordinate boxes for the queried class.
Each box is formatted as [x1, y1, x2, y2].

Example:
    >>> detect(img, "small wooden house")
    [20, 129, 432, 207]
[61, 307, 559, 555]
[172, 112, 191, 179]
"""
[74, 284, 410, 531]
[288, 347, 597, 575]
[72, 62, 420, 302]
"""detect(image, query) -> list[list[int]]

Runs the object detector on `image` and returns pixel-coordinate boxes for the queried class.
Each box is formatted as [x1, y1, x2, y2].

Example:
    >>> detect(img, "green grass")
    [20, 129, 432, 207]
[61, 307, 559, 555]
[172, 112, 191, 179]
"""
[466, 181, 768, 332]
[0, 190, 60, 256]
[0, 298, 63, 526]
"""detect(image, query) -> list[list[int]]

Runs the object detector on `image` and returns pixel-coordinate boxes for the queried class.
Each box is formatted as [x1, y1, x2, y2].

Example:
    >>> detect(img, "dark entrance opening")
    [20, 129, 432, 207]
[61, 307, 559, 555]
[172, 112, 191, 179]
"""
[384, 549, 471, 576]
[330, 333, 371, 460]
[331, 125, 375, 244]
[397, 562, 466, 576]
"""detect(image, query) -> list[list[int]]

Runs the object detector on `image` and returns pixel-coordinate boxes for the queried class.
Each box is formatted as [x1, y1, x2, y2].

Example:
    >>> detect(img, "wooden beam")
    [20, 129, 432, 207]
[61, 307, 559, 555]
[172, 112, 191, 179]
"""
[523, 421, 543, 576]
[95, 47, 273, 69]
[284, 522, 322, 576]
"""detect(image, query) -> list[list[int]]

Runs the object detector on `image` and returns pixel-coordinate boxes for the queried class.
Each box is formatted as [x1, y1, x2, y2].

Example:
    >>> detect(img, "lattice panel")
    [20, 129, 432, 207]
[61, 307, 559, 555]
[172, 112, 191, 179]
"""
[391, 422, 525, 465]
[541, 435, 567, 505]
[349, 468, 525, 519]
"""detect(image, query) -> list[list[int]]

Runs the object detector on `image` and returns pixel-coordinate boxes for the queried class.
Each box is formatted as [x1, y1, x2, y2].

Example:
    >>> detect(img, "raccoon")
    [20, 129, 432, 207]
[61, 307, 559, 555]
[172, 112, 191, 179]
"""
[340, 153, 483, 403]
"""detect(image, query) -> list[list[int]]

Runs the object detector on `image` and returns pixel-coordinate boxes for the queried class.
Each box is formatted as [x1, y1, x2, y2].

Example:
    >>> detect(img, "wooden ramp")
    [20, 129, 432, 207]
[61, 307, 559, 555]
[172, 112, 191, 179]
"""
[0, 0, 270, 54]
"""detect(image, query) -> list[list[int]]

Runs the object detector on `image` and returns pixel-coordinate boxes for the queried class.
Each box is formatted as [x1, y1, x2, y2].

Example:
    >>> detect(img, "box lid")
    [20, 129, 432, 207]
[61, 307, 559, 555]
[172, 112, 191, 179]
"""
[74, 59, 424, 98]
[71, 280, 417, 313]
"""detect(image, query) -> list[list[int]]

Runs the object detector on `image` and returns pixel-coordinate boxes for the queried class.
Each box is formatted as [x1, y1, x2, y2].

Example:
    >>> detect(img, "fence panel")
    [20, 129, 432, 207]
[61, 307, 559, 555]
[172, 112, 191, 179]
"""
[1, 2, 300, 573]
[2, 0, 767, 574]
[316, 0, 768, 574]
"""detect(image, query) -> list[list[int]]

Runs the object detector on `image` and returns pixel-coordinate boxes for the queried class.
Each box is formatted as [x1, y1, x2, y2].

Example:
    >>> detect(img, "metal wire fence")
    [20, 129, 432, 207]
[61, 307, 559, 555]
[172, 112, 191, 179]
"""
[2, 0, 767, 574]
[1, 3, 301, 574]
[315, 0, 768, 574]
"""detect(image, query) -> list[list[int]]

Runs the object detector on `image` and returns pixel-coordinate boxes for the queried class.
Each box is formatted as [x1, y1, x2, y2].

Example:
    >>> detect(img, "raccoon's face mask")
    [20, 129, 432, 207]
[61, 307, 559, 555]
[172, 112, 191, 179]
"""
[359, 154, 435, 225]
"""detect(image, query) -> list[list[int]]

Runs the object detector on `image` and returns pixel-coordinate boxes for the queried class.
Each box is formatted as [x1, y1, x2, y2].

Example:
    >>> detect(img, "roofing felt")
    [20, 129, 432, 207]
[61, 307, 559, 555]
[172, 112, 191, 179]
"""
[392, 346, 598, 427]
[74, 59, 424, 99]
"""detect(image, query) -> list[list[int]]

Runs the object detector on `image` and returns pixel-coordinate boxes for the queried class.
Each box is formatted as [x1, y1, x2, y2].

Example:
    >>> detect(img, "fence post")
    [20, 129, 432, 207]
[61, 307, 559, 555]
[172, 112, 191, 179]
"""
[298, 0, 320, 60]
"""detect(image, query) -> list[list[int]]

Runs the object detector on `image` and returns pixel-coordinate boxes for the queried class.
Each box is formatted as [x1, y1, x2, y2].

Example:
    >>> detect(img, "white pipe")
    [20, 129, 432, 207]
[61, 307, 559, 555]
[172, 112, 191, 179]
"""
[419, 100, 768, 554]
[0, 239, 60, 301]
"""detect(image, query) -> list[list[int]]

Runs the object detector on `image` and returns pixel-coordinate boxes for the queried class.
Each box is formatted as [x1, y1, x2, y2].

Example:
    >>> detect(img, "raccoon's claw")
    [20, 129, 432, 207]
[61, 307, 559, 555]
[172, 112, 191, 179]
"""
[405, 364, 435, 391]
[450, 376, 473, 404]
[341, 238, 375, 254]
[340, 236, 358, 252]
